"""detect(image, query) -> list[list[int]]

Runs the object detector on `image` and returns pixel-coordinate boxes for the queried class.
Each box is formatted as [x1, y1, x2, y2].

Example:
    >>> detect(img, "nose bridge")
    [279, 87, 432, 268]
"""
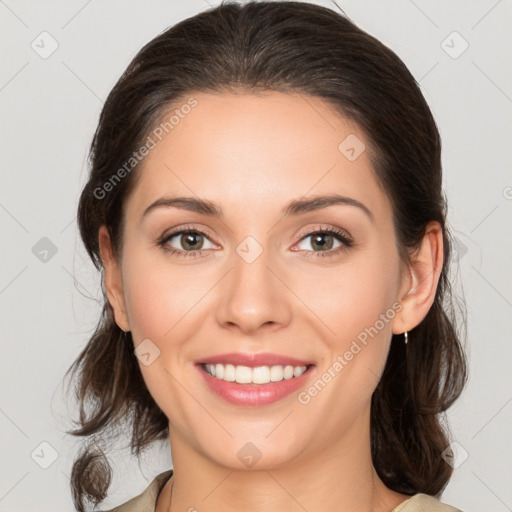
[215, 235, 291, 332]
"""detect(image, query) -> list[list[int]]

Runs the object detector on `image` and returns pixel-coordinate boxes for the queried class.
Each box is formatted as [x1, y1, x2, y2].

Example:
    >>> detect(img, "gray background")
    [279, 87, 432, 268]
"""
[1, 0, 511, 510]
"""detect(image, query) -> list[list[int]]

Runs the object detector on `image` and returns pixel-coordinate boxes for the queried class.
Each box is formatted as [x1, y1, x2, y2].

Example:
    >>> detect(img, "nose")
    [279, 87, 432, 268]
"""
[215, 245, 292, 334]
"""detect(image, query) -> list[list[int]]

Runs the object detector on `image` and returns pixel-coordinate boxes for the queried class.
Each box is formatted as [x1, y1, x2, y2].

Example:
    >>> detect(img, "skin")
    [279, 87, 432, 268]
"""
[99, 91, 444, 512]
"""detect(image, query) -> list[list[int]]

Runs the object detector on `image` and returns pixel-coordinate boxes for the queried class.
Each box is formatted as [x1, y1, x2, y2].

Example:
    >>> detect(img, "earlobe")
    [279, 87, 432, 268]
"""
[392, 221, 444, 335]
[98, 225, 130, 332]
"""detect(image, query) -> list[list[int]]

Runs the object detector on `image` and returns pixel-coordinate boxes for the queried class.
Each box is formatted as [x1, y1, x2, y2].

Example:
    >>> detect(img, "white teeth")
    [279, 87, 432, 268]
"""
[203, 363, 308, 384]
[293, 366, 304, 377]
[224, 364, 236, 382]
[270, 365, 283, 382]
[252, 366, 270, 384]
[235, 365, 252, 384]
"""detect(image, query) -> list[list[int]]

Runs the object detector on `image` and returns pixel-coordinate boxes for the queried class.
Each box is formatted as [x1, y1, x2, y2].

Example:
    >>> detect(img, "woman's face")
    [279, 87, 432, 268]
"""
[107, 91, 412, 469]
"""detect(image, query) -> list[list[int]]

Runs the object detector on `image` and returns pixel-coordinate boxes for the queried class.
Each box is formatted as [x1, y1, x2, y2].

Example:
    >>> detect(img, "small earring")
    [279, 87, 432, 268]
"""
[404, 331, 408, 345]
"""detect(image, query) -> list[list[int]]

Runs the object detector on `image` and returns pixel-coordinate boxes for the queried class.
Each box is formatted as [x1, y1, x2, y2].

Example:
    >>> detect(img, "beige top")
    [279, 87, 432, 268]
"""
[105, 470, 463, 512]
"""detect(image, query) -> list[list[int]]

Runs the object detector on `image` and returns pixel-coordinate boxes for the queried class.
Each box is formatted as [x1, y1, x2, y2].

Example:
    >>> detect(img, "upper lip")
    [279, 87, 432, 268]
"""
[196, 352, 315, 368]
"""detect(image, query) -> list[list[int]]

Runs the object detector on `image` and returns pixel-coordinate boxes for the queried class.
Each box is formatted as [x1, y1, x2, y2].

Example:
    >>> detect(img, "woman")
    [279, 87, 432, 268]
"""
[67, 2, 467, 511]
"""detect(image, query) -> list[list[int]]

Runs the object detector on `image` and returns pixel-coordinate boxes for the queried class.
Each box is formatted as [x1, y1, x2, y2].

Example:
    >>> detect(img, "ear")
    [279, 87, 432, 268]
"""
[98, 225, 130, 332]
[392, 220, 444, 335]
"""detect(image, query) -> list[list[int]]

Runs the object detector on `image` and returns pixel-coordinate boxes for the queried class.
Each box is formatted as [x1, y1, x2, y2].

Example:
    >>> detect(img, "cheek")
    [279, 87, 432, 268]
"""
[293, 253, 401, 426]
[120, 254, 204, 418]
[123, 273, 169, 340]
[291, 247, 400, 345]
[293, 243, 401, 408]
[121, 251, 206, 341]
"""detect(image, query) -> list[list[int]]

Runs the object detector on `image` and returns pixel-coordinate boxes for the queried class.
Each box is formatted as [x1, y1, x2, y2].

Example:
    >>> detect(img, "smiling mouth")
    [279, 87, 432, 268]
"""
[200, 362, 314, 385]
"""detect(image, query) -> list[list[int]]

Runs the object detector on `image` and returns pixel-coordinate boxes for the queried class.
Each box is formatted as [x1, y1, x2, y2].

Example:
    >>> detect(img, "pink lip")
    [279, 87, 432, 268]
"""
[196, 355, 316, 407]
[196, 352, 314, 368]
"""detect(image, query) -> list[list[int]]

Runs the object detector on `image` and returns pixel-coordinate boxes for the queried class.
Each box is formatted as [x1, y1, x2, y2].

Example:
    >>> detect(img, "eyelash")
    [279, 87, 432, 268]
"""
[157, 225, 353, 259]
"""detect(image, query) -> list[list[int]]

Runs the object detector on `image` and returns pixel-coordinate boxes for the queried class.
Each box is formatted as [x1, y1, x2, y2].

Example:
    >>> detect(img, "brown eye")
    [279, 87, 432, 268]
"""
[310, 233, 335, 251]
[292, 227, 353, 259]
[179, 232, 205, 251]
[296, 230, 350, 252]
[159, 227, 218, 258]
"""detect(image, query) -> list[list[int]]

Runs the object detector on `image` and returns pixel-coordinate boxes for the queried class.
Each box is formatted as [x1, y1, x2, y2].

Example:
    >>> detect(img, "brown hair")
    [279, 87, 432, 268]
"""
[66, 1, 467, 510]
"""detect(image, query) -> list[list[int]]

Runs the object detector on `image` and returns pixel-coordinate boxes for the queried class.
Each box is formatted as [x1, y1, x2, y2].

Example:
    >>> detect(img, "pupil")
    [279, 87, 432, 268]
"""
[313, 234, 333, 251]
[183, 233, 202, 250]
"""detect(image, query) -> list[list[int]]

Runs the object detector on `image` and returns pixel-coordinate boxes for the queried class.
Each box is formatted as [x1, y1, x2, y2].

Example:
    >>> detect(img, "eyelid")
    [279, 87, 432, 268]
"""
[158, 223, 353, 256]
[159, 224, 220, 249]
[293, 224, 353, 245]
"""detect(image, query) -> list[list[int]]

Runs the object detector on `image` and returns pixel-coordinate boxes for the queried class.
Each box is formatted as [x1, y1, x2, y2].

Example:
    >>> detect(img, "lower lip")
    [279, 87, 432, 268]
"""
[196, 364, 315, 406]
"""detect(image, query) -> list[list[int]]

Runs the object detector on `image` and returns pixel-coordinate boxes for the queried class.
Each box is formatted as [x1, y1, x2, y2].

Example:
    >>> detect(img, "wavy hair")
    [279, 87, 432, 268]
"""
[66, 1, 468, 510]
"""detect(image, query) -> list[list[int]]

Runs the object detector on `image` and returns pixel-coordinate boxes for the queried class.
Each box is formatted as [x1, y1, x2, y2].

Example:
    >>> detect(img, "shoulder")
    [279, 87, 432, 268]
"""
[391, 493, 463, 512]
[102, 470, 173, 512]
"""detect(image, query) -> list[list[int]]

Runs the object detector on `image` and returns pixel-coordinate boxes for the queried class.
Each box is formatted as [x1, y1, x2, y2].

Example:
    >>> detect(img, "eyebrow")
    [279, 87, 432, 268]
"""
[141, 194, 374, 223]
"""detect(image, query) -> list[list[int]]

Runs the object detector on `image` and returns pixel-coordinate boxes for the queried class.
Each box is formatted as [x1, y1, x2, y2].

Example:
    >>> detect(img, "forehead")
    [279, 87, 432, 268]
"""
[125, 91, 391, 224]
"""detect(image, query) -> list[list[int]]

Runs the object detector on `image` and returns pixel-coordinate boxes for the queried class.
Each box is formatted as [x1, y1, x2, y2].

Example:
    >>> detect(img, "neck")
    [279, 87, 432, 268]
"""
[158, 415, 408, 512]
